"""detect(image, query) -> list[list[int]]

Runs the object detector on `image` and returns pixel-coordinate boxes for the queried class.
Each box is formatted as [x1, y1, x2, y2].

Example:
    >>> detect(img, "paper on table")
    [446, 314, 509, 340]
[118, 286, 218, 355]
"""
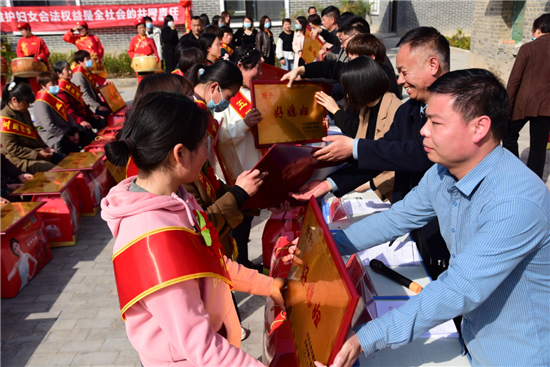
[375, 300, 459, 338]
[358, 237, 422, 267]
[342, 198, 391, 217]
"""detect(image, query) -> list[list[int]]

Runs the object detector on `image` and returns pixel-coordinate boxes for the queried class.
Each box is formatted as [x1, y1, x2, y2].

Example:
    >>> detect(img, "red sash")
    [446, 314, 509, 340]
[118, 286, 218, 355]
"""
[1, 116, 38, 140]
[198, 171, 217, 202]
[221, 43, 233, 56]
[36, 91, 69, 122]
[112, 226, 232, 320]
[193, 98, 219, 139]
[73, 65, 99, 94]
[230, 90, 252, 119]
[58, 79, 85, 105]
[172, 69, 184, 76]
[126, 156, 138, 178]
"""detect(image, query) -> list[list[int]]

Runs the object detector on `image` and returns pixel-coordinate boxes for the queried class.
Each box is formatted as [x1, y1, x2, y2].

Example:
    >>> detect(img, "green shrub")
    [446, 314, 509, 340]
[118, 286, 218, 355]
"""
[446, 29, 471, 50]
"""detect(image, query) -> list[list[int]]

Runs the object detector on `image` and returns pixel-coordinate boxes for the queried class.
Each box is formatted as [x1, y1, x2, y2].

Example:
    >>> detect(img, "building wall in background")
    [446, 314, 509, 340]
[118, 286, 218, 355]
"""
[469, 0, 549, 84]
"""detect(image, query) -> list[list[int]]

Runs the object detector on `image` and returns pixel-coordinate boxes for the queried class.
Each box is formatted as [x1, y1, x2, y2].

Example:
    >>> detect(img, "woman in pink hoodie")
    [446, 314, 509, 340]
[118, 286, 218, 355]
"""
[101, 91, 284, 366]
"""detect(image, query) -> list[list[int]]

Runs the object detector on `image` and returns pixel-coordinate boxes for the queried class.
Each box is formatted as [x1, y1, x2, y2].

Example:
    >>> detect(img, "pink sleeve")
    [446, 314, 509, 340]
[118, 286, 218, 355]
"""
[142, 281, 266, 367]
[226, 257, 273, 296]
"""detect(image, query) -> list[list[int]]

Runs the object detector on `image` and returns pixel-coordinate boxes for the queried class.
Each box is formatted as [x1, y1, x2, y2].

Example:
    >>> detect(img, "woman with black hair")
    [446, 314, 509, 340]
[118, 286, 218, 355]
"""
[101, 91, 284, 366]
[233, 15, 257, 49]
[161, 14, 179, 73]
[292, 16, 307, 69]
[0, 82, 64, 173]
[290, 56, 402, 202]
[214, 46, 266, 270]
[199, 33, 222, 65]
[255, 15, 275, 65]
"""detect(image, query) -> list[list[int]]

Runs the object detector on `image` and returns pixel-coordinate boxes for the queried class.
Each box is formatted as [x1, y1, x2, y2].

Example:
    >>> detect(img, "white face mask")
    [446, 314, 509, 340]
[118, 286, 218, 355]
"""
[168, 21, 174, 27]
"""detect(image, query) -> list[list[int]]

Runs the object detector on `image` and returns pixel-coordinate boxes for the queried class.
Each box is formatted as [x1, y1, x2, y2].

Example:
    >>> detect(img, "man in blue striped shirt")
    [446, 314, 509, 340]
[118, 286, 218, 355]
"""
[322, 69, 550, 367]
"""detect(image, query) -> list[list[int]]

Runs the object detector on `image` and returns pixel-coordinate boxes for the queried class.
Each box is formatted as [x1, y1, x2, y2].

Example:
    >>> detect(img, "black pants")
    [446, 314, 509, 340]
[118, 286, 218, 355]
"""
[232, 214, 254, 265]
[502, 116, 550, 178]
[59, 128, 96, 155]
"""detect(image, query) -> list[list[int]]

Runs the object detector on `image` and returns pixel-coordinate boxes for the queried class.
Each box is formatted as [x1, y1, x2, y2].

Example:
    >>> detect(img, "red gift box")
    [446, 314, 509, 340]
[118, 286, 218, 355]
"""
[50, 152, 111, 216]
[1, 202, 52, 298]
[11, 172, 81, 247]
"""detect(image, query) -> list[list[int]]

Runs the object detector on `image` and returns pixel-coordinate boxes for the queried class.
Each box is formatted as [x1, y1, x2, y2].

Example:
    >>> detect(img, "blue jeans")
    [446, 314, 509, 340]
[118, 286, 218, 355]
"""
[281, 58, 294, 71]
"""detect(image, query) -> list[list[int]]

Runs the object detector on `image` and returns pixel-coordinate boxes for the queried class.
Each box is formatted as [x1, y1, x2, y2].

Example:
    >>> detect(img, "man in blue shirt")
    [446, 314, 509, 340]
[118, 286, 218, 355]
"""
[316, 69, 550, 367]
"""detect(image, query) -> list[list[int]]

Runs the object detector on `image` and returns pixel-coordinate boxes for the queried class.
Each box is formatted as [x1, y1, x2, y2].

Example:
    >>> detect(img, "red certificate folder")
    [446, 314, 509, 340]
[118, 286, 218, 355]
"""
[284, 197, 360, 367]
[258, 63, 288, 81]
[240, 144, 338, 210]
[250, 80, 328, 148]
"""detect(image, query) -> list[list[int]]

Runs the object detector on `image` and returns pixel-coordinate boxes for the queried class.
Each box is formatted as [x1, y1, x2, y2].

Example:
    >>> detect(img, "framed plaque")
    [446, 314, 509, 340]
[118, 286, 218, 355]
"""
[284, 197, 360, 367]
[302, 26, 325, 64]
[258, 63, 288, 81]
[240, 144, 338, 210]
[250, 80, 327, 148]
[99, 83, 126, 113]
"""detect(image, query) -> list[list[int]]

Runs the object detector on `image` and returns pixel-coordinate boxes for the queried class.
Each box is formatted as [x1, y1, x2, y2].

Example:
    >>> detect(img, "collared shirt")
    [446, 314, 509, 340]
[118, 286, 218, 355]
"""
[334, 145, 550, 366]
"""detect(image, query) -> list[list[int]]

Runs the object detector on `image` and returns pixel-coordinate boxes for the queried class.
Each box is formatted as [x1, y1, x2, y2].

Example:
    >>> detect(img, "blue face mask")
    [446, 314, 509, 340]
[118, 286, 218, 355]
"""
[84, 59, 93, 69]
[264, 22, 271, 29]
[146, 22, 153, 29]
[49, 85, 59, 94]
[243, 22, 252, 29]
[531, 36, 536, 41]
[207, 85, 230, 112]
[295, 23, 301, 30]
[168, 21, 174, 27]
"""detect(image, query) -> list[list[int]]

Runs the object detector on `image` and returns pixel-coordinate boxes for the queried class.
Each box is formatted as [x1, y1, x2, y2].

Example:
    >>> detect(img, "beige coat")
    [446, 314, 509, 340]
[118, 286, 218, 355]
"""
[354, 92, 402, 201]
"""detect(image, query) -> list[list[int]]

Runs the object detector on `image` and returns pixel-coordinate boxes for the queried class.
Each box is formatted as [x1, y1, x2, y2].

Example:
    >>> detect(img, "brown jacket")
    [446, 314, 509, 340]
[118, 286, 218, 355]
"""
[508, 34, 550, 121]
[0, 105, 53, 173]
[354, 92, 402, 201]
[183, 180, 243, 259]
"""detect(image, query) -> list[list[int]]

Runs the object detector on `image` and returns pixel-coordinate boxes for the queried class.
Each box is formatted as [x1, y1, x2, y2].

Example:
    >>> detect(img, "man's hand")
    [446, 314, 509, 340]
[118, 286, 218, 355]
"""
[17, 173, 33, 183]
[290, 179, 332, 201]
[281, 66, 306, 88]
[269, 277, 286, 310]
[269, 201, 291, 215]
[243, 108, 263, 128]
[313, 135, 354, 162]
[81, 121, 93, 129]
[235, 169, 268, 197]
[93, 113, 105, 120]
[98, 106, 110, 112]
[314, 330, 363, 367]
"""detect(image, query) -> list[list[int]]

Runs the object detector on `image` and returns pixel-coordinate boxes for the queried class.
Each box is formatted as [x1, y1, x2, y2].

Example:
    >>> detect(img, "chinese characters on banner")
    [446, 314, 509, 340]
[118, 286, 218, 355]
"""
[0, 3, 191, 33]
[302, 26, 325, 64]
[284, 198, 359, 367]
[250, 81, 326, 148]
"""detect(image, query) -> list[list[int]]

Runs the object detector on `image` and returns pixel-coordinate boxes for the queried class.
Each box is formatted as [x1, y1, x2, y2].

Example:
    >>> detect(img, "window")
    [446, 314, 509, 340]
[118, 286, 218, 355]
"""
[224, 0, 287, 25]
[511, 0, 526, 43]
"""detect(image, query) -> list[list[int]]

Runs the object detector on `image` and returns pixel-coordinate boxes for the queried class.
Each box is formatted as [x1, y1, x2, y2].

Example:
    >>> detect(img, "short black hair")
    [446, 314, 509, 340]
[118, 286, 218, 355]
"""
[175, 39, 200, 60]
[221, 25, 233, 35]
[74, 50, 91, 64]
[191, 16, 201, 21]
[9, 238, 20, 257]
[321, 5, 340, 22]
[52, 60, 71, 75]
[283, 18, 291, 24]
[308, 6, 317, 13]
[199, 33, 218, 55]
[397, 26, 450, 73]
[134, 73, 193, 103]
[346, 34, 386, 64]
[37, 71, 58, 87]
[308, 14, 322, 26]
[105, 92, 208, 173]
[178, 47, 205, 75]
[533, 13, 550, 33]
[143, 16, 152, 22]
[340, 56, 389, 110]
[338, 15, 370, 35]
[428, 69, 509, 141]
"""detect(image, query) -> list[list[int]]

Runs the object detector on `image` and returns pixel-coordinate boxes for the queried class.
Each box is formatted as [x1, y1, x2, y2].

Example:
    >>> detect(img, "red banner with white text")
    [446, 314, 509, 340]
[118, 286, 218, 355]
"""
[0, 2, 192, 33]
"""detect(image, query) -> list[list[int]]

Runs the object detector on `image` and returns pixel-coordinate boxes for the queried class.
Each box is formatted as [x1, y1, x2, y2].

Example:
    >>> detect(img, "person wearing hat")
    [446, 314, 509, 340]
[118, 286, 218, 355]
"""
[15, 22, 50, 95]
[62, 21, 107, 79]
[128, 18, 160, 84]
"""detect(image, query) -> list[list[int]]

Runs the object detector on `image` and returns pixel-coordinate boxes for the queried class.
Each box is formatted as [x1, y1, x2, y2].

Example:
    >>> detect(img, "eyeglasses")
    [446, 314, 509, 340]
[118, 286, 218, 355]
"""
[339, 33, 357, 44]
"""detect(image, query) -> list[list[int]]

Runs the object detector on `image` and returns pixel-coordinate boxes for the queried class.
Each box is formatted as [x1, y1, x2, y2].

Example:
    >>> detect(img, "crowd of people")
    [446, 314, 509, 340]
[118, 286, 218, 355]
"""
[1, 7, 549, 367]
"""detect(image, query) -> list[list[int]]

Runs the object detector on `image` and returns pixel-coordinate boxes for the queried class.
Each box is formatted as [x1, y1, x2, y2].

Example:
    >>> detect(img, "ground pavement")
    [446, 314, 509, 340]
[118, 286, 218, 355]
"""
[2, 36, 549, 367]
